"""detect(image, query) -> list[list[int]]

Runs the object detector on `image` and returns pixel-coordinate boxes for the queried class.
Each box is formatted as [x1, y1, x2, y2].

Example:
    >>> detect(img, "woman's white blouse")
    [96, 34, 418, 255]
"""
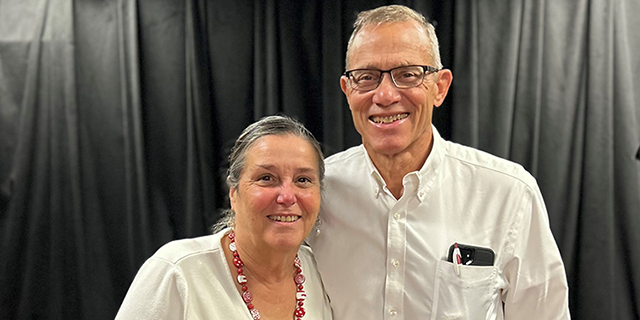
[116, 228, 333, 319]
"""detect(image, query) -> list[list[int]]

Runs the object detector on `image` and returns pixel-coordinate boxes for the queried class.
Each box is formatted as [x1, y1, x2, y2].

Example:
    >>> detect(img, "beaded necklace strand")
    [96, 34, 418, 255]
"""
[228, 230, 307, 320]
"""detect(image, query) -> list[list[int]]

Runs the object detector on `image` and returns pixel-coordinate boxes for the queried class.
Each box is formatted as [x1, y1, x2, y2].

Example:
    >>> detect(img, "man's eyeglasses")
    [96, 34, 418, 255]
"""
[344, 65, 440, 91]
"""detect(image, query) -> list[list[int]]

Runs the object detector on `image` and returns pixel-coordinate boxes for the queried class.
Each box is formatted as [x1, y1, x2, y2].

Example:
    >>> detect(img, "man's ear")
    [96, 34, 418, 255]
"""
[340, 75, 354, 111]
[433, 69, 453, 107]
[340, 75, 350, 96]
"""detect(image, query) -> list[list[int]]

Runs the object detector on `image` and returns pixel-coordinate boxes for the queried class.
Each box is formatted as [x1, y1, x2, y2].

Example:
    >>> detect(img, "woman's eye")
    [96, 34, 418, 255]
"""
[297, 176, 318, 187]
[258, 175, 273, 182]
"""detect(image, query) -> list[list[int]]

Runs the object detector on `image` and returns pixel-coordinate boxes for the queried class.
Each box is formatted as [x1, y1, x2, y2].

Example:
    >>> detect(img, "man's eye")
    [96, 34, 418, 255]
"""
[399, 71, 419, 78]
[258, 175, 272, 182]
[354, 73, 378, 82]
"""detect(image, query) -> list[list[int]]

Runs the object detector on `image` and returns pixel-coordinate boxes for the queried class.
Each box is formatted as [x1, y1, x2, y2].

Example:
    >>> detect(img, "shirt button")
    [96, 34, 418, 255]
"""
[391, 259, 399, 268]
[418, 190, 425, 197]
[389, 309, 397, 316]
[393, 212, 401, 220]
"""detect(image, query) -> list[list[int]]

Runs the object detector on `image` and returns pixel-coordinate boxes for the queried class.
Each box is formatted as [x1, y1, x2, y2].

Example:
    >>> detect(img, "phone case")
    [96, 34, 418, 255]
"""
[447, 243, 495, 266]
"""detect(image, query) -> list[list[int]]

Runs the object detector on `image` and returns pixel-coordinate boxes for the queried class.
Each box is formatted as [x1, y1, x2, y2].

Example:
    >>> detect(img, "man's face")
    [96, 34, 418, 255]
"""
[341, 21, 451, 157]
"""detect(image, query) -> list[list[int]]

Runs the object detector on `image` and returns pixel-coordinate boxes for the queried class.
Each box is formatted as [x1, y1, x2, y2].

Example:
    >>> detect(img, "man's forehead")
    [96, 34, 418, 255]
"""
[351, 22, 429, 49]
[347, 23, 432, 69]
[355, 20, 426, 41]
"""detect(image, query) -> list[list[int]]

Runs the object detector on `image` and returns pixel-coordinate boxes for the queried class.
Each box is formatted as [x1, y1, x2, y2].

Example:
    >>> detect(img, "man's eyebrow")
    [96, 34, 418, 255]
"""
[357, 62, 415, 70]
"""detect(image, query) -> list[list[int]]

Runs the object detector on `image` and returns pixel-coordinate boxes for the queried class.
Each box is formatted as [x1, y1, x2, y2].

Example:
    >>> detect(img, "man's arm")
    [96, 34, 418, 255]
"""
[502, 185, 571, 319]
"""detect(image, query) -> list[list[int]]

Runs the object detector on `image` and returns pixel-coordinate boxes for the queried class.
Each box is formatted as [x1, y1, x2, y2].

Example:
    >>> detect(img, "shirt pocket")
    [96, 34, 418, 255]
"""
[430, 260, 500, 320]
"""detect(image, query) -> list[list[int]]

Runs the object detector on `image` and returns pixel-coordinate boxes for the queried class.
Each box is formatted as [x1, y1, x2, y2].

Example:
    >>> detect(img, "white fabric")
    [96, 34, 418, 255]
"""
[308, 126, 570, 320]
[116, 228, 333, 320]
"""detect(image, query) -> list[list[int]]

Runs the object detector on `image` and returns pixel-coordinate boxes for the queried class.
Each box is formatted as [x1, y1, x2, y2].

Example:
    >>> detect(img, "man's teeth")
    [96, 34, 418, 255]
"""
[370, 113, 409, 124]
[268, 215, 301, 222]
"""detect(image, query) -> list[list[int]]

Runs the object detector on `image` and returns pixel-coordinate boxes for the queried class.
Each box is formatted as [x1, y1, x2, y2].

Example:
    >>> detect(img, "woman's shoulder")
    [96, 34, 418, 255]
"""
[151, 231, 226, 265]
[297, 244, 334, 319]
[297, 244, 322, 274]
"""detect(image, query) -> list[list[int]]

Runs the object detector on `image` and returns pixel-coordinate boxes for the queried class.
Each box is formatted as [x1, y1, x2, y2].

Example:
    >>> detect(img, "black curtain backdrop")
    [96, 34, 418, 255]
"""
[0, 1, 638, 319]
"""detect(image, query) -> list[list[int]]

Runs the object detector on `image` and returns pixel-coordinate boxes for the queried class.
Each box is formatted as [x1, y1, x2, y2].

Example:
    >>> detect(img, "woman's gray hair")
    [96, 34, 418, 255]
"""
[345, 5, 443, 70]
[212, 115, 325, 233]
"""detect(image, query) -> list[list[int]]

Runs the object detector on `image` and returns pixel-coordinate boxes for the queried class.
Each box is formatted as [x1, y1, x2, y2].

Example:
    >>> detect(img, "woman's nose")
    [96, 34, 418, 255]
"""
[276, 183, 296, 206]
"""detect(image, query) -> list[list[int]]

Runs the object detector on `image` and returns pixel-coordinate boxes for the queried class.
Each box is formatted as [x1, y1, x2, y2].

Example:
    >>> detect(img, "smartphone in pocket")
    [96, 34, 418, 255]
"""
[447, 243, 495, 266]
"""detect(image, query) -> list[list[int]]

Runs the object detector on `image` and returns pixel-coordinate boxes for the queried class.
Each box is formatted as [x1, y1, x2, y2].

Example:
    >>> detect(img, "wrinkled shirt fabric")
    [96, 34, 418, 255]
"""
[308, 126, 570, 320]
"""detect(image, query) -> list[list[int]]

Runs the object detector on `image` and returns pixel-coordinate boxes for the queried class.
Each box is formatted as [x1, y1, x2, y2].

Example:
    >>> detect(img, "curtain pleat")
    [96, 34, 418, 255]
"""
[452, 0, 640, 319]
[320, 0, 347, 155]
[253, 0, 279, 117]
[184, 0, 214, 235]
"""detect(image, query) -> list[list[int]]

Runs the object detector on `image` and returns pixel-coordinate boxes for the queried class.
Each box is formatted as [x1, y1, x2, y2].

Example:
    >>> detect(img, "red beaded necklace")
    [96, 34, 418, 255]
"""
[228, 230, 307, 320]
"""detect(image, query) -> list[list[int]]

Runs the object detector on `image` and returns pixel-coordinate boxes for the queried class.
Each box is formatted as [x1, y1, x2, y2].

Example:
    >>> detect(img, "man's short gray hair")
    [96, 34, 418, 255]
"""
[345, 5, 443, 70]
[213, 115, 324, 233]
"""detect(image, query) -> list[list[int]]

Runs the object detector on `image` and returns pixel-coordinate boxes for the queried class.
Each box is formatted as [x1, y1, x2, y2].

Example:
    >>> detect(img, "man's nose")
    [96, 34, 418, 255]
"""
[372, 73, 401, 106]
[276, 182, 296, 206]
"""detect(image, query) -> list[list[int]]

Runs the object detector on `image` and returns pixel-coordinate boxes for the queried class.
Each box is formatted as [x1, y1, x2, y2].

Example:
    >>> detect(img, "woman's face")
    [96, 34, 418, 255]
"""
[230, 134, 321, 251]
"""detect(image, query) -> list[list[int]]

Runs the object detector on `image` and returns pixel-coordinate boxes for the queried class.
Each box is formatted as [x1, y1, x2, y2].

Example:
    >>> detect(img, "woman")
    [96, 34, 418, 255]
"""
[116, 115, 332, 319]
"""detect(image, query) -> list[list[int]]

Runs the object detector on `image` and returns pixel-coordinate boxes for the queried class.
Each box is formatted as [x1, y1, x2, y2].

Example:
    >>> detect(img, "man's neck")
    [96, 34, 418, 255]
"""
[365, 134, 434, 200]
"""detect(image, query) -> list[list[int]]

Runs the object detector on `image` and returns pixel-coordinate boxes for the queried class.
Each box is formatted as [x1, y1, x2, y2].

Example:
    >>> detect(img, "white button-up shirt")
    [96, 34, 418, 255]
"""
[116, 229, 333, 319]
[308, 126, 570, 320]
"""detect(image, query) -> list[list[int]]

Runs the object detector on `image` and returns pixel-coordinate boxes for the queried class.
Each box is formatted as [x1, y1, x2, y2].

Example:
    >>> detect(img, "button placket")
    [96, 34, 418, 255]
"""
[384, 203, 406, 320]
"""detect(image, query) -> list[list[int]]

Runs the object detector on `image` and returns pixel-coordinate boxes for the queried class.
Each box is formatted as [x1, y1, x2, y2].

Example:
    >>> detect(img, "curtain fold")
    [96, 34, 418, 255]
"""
[117, 0, 152, 274]
[184, 0, 215, 235]
[452, 0, 640, 319]
[320, 0, 347, 155]
[0, 0, 89, 318]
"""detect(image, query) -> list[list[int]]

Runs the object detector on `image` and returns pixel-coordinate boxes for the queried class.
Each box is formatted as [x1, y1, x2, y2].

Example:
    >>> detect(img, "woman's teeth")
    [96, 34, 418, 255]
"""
[370, 113, 409, 124]
[268, 215, 301, 222]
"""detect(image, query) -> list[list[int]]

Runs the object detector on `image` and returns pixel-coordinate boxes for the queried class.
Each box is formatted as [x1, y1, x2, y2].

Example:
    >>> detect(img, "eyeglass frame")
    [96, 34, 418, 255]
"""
[343, 65, 441, 91]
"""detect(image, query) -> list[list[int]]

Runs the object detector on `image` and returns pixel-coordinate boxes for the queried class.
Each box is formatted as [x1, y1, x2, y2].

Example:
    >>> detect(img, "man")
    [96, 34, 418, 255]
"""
[308, 5, 570, 319]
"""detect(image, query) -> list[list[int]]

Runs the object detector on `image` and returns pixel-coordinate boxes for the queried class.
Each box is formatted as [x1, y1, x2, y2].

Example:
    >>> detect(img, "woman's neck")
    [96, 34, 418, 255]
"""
[222, 231, 297, 283]
[221, 230, 299, 320]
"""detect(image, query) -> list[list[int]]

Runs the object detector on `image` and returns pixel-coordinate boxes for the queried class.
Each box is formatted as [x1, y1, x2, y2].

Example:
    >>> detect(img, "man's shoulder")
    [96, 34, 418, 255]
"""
[442, 140, 537, 188]
[324, 144, 366, 167]
[325, 144, 365, 163]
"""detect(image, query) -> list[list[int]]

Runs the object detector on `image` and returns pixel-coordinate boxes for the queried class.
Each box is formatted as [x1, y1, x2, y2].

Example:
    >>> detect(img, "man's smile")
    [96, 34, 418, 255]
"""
[369, 113, 409, 124]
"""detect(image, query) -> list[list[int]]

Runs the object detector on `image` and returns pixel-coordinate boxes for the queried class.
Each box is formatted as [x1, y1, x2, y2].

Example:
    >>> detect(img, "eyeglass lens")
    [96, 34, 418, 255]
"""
[349, 66, 427, 91]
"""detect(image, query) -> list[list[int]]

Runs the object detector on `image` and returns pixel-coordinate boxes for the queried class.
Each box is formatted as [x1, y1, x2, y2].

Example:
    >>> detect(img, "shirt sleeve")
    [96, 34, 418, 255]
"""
[115, 257, 189, 320]
[502, 184, 571, 319]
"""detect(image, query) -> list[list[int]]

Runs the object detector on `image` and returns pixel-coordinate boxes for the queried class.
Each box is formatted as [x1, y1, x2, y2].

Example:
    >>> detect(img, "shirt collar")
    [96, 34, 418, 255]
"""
[364, 125, 445, 200]
[361, 147, 386, 198]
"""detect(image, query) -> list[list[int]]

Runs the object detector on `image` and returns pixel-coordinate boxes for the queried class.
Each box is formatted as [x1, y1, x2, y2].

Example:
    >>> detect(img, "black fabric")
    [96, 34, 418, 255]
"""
[0, 1, 638, 319]
[453, 1, 640, 318]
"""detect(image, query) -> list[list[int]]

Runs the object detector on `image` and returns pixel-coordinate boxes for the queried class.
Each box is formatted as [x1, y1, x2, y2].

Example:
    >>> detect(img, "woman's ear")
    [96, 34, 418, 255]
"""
[229, 187, 237, 210]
